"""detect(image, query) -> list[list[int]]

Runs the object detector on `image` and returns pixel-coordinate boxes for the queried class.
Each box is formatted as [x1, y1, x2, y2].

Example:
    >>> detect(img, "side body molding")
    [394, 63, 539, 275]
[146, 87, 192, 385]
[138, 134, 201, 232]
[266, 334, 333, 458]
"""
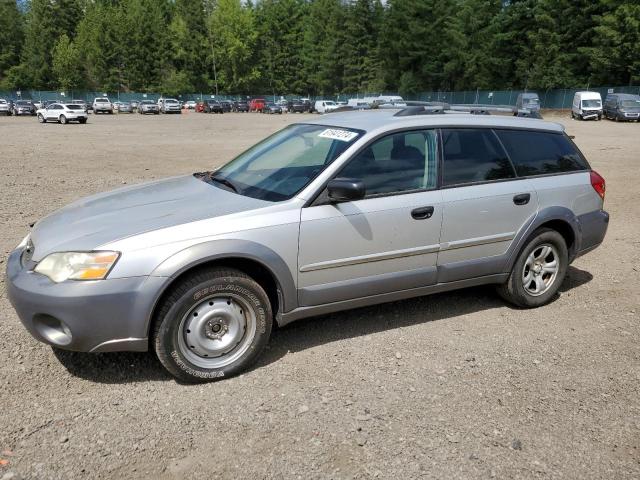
[149, 239, 298, 319]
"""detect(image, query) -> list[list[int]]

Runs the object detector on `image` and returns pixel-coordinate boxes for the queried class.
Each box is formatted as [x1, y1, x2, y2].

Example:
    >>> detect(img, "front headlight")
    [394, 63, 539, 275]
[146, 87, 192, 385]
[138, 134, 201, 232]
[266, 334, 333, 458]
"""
[34, 251, 120, 282]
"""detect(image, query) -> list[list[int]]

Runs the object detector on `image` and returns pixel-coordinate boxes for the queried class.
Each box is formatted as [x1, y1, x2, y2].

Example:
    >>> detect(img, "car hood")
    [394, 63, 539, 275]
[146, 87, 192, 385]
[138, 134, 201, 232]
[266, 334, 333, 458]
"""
[30, 175, 270, 261]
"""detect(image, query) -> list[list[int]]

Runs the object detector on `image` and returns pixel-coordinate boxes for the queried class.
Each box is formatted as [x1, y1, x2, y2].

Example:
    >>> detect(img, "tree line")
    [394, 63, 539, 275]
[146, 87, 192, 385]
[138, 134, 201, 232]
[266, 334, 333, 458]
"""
[0, 0, 638, 97]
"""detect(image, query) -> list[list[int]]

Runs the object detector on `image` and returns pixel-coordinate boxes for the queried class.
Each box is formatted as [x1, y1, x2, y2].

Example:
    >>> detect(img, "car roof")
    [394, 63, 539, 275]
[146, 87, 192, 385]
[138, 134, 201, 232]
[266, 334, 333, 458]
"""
[302, 109, 564, 134]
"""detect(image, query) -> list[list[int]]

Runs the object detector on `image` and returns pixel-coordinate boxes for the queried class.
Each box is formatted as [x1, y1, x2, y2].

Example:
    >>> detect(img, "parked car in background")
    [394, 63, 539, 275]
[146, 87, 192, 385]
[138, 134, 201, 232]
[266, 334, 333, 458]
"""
[0, 99, 11, 115]
[6, 108, 609, 382]
[515, 93, 540, 113]
[233, 101, 249, 112]
[276, 100, 289, 113]
[249, 98, 266, 112]
[263, 103, 283, 114]
[288, 99, 307, 113]
[603, 93, 640, 122]
[118, 102, 133, 113]
[36, 103, 88, 124]
[70, 99, 89, 113]
[195, 102, 206, 113]
[220, 100, 233, 112]
[138, 100, 159, 115]
[42, 100, 58, 109]
[184, 100, 197, 110]
[572, 91, 602, 120]
[159, 98, 182, 114]
[203, 100, 224, 113]
[13, 100, 36, 116]
[314, 100, 339, 114]
[347, 99, 372, 110]
[93, 97, 113, 114]
[130, 100, 140, 111]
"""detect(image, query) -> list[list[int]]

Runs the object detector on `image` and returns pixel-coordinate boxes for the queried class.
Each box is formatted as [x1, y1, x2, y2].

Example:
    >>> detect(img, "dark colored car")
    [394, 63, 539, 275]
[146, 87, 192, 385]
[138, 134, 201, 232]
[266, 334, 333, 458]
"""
[220, 100, 233, 112]
[204, 100, 224, 114]
[288, 99, 309, 113]
[233, 101, 249, 112]
[262, 103, 283, 114]
[13, 100, 36, 116]
[603, 93, 640, 122]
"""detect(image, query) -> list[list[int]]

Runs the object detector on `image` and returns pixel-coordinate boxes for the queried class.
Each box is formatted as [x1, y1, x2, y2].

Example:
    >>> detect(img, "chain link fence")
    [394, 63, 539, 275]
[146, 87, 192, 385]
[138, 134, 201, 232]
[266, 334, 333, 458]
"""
[2, 86, 640, 108]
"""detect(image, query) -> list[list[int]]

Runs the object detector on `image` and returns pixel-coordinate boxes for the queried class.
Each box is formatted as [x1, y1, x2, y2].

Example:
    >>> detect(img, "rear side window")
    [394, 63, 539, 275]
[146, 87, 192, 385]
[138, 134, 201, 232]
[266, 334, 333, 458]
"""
[441, 129, 515, 186]
[495, 130, 588, 176]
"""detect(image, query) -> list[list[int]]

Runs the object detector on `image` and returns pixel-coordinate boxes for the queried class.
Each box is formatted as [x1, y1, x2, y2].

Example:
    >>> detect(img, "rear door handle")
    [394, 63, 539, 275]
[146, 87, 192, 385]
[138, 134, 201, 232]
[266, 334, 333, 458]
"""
[411, 206, 434, 220]
[513, 193, 531, 205]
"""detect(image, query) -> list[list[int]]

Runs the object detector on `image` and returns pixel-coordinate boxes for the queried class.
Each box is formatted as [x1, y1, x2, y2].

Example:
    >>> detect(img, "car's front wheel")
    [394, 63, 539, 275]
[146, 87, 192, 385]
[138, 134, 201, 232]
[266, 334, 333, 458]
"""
[37, 113, 45, 123]
[153, 268, 273, 382]
[497, 228, 568, 308]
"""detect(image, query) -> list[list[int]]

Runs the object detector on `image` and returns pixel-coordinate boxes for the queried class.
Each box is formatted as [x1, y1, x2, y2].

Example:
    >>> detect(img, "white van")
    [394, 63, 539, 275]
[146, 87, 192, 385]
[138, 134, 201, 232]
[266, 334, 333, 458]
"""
[572, 91, 602, 121]
[314, 100, 339, 114]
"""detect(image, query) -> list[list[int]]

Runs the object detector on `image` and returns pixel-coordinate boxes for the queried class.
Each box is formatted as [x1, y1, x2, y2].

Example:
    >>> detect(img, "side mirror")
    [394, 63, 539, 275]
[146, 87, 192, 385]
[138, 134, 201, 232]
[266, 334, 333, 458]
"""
[327, 178, 365, 203]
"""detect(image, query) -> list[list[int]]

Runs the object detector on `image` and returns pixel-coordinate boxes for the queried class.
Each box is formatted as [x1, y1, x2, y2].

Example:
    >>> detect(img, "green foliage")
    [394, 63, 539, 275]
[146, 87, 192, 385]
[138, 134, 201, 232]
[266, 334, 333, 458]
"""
[0, 0, 23, 89]
[2, 0, 639, 94]
[52, 33, 83, 91]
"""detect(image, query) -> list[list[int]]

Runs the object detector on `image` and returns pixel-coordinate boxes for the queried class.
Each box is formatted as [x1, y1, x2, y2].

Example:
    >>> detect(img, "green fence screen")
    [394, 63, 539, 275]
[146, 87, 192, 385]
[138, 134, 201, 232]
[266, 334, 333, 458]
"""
[2, 86, 640, 109]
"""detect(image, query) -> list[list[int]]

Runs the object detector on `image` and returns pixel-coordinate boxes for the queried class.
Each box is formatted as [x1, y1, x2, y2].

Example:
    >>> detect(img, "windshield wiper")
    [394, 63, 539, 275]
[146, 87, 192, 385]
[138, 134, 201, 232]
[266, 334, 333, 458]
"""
[210, 175, 239, 193]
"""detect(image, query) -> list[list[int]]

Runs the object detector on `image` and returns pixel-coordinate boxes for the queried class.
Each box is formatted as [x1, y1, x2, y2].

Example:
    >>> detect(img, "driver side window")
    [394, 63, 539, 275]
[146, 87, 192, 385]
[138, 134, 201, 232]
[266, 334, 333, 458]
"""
[339, 130, 438, 197]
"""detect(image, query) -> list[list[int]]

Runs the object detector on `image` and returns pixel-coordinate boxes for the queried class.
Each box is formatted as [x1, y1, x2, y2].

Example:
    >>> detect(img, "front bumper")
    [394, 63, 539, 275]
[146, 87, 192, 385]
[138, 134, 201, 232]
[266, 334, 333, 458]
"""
[5, 248, 166, 352]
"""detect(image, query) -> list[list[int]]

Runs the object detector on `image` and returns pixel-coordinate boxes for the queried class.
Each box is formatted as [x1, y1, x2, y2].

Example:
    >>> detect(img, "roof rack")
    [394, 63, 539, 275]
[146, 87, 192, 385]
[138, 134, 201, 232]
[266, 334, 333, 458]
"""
[393, 102, 542, 119]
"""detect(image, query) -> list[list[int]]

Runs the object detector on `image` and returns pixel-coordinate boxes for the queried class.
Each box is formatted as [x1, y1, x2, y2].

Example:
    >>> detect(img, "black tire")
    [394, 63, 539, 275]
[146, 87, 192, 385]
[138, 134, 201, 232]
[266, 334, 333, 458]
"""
[79, 118, 87, 124]
[497, 228, 568, 308]
[59, 114, 67, 124]
[153, 267, 273, 382]
[37, 113, 45, 123]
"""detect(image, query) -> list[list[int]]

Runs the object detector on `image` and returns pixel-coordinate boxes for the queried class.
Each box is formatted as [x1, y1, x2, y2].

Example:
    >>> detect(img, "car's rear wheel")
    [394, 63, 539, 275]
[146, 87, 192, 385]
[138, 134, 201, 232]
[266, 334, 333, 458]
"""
[37, 113, 45, 123]
[497, 228, 568, 308]
[153, 267, 272, 382]
[59, 115, 67, 124]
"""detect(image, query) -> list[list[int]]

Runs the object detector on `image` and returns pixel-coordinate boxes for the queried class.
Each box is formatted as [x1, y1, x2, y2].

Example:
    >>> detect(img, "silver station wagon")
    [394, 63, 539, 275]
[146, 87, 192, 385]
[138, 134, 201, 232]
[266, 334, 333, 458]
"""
[7, 107, 609, 382]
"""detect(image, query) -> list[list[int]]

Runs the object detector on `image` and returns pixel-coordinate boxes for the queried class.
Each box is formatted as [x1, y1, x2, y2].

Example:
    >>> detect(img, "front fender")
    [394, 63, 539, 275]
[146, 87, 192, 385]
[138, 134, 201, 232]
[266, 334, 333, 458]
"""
[150, 239, 297, 313]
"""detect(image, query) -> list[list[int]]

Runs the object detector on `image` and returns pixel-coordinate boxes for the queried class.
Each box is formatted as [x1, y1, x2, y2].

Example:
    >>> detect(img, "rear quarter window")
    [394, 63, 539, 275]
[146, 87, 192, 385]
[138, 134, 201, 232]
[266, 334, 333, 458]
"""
[495, 130, 589, 176]
[441, 129, 515, 186]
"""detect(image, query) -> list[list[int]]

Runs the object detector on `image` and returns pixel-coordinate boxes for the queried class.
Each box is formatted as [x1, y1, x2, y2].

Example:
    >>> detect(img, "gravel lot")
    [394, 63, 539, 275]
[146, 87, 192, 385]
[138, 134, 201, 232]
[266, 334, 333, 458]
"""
[0, 111, 638, 480]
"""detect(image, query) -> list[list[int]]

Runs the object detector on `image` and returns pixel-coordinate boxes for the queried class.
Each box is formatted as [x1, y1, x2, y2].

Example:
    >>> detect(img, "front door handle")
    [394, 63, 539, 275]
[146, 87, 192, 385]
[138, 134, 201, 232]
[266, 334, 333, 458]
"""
[513, 193, 531, 206]
[411, 206, 434, 220]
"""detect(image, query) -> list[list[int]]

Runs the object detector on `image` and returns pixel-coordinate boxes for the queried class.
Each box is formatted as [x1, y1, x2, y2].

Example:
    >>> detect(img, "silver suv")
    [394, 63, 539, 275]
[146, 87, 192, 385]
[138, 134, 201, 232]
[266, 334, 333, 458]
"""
[6, 108, 609, 382]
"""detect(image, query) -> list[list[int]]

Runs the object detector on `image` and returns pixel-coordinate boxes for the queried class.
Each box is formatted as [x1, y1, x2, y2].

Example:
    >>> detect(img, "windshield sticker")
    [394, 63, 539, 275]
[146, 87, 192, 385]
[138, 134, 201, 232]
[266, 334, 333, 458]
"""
[318, 128, 358, 142]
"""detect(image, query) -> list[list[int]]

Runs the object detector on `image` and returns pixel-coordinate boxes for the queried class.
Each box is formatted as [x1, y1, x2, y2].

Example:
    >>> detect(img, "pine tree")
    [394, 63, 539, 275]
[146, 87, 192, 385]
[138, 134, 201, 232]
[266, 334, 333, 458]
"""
[0, 0, 24, 89]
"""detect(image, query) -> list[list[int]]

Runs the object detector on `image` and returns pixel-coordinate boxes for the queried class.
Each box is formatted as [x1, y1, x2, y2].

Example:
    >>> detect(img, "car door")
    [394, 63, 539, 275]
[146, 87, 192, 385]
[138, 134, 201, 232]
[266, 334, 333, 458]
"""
[46, 104, 59, 120]
[297, 129, 443, 307]
[437, 128, 538, 283]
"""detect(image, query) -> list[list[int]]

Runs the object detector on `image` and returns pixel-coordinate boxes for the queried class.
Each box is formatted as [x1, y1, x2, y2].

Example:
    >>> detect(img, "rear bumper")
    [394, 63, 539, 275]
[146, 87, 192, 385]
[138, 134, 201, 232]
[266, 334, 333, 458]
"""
[5, 248, 165, 353]
[576, 210, 609, 257]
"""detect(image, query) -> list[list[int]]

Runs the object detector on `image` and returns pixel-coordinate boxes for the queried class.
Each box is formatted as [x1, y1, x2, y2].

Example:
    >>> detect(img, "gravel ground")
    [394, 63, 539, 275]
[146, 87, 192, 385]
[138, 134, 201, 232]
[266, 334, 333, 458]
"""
[0, 111, 638, 480]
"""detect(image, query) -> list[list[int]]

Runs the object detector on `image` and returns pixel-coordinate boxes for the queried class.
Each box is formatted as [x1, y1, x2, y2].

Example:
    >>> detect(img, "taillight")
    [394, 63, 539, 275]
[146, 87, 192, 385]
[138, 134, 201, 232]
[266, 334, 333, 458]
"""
[590, 170, 606, 200]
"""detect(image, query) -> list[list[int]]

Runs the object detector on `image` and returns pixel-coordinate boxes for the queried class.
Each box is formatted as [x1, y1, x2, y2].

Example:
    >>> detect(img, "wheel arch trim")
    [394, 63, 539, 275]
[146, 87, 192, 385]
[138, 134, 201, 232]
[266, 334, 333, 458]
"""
[504, 206, 580, 272]
[145, 239, 297, 335]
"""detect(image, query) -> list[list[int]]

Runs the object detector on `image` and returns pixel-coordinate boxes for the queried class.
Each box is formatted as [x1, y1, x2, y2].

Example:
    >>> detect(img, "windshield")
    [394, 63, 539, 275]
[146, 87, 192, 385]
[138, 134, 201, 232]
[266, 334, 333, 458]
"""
[207, 124, 362, 201]
[324, 101, 337, 106]
[621, 99, 640, 108]
[582, 99, 601, 108]
[523, 98, 539, 105]
[165, 99, 178, 104]
[141, 101, 154, 105]
[0, 100, 7, 104]
[16, 101, 31, 105]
